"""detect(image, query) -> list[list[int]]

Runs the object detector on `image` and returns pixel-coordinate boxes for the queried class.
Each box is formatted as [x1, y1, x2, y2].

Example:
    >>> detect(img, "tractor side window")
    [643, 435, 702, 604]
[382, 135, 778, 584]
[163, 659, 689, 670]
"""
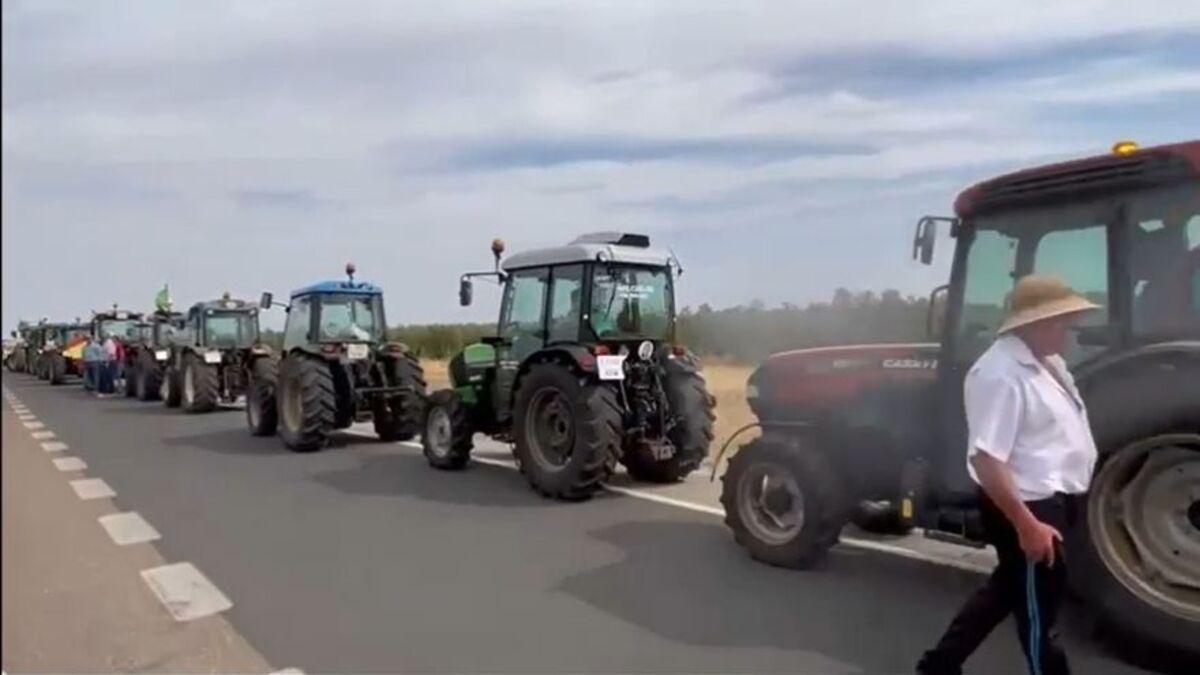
[548, 265, 584, 343]
[1128, 182, 1200, 337]
[500, 269, 548, 349]
[283, 297, 311, 351]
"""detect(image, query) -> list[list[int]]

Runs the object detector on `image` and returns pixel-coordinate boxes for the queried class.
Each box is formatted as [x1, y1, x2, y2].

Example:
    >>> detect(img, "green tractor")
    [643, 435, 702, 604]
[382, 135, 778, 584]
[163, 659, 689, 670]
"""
[159, 295, 276, 425]
[260, 265, 426, 452]
[125, 310, 186, 401]
[422, 233, 715, 500]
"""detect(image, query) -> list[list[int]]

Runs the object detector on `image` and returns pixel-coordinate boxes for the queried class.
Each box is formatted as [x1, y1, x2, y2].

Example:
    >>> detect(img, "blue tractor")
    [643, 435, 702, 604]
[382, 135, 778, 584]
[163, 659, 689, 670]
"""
[259, 265, 427, 452]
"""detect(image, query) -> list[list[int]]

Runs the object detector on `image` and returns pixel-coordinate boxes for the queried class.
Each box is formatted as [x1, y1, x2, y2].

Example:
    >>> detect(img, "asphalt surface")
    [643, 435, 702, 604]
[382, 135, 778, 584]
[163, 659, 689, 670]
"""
[2, 374, 1150, 673]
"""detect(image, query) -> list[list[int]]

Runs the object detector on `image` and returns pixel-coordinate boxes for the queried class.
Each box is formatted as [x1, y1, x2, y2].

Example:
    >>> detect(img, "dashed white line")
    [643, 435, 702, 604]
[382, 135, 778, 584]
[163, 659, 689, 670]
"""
[140, 562, 232, 621]
[52, 456, 87, 472]
[31, 430, 56, 440]
[99, 512, 161, 546]
[22, 420, 45, 430]
[69, 478, 116, 500]
[41, 441, 69, 453]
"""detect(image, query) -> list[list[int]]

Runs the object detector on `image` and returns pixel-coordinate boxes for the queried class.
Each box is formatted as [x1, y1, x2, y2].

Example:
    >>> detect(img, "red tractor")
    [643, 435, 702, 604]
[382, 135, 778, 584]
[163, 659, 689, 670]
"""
[719, 140, 1199, 660]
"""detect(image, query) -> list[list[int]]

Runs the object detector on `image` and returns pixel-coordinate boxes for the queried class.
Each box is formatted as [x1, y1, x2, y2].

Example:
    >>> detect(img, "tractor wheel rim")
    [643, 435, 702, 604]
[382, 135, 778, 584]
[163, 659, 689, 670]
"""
[183, 366, 195, 404]
[737, 461, 805, 544]
[427, 407, 452, 458]
[526, 388, 574, 470]
[1089, 434, 1200, 622]
[281, 375, 302, 433]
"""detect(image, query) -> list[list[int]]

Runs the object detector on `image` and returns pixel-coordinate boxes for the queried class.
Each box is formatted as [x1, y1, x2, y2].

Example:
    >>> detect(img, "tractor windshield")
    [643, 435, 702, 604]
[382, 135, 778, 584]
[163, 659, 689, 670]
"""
[589, 264, 673, 340]
[98, 319, 138, 342]
[317, 294, 381, 342]
[205, 311, 258, 348]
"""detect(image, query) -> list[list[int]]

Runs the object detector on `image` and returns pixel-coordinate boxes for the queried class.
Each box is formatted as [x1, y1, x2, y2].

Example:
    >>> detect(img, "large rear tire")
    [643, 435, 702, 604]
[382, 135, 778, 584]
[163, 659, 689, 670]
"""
[277, 355, 335, 452]
[246, 358, 279, 436]
[720, 436, 849, 568]
[161, 365, 182, 408]
[136, 352, 162, 401]
[622, 364, 715, 483]
[181, 354, 218, 413]
[36, 357, 49, 381]
[512, 362, 621, 500]
[373, 353, 426, 441]
[47, 353, 66, 385]
[422, 389, 473, 470]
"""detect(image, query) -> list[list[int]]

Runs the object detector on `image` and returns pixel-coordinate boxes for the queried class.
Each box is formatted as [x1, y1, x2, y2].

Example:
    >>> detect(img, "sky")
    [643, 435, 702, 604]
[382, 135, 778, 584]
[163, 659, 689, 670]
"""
[4, 0, 1200, 333]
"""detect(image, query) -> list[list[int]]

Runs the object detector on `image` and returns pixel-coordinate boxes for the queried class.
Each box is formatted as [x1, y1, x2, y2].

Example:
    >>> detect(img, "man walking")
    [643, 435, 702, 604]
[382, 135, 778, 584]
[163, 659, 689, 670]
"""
[917, 275, 1100, 675]
[82, 336, 102, 392]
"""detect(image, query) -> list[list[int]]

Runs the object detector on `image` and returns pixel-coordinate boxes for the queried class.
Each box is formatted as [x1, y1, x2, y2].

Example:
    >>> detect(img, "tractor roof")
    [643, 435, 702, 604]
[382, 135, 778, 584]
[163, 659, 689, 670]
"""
[501, 232, 672, 271]
[955, 139, 1200, 218]
[93, 309, 143, 321]
[191, 297, 257, 312]
[290, 280, 383, 299]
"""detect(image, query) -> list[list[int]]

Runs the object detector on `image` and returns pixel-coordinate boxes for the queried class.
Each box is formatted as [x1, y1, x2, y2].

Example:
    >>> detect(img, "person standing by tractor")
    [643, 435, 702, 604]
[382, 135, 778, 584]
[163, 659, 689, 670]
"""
[99, 332, 118, 396]
[917, 275, 1100, 675]
[82, 336, 103, 392]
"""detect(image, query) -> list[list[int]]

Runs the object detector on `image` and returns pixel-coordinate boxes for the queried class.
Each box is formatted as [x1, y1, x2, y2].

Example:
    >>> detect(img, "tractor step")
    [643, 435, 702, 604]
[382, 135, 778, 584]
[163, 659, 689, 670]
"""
[923, 528, 988, 549]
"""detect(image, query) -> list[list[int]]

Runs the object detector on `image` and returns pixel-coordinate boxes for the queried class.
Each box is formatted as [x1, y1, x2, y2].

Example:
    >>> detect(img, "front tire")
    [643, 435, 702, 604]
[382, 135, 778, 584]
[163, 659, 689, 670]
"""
[47, 353, 66, 385]
[512, 362, 622, 500]
[422, 389, 473, 470]
[373, 353, 426, 441]
[246, 358, 279, 436]
[181, 354, 218, 413]
[277, 355, 335, 452]
[720, 436, 849, 568]
[622, 363, 715, 483]
[161, 365, 182, 408]
[136, 352, 162, 401]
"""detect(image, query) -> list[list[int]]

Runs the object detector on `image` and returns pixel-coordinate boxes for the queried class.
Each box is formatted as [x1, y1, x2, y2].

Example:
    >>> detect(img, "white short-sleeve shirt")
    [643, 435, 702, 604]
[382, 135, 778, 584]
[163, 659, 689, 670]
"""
[965, 334, 1098, 501]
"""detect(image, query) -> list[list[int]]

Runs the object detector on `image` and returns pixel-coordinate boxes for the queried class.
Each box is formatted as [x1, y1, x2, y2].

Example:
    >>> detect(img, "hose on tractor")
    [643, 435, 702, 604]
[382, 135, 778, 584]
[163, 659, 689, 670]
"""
[708, 420, 811, 481]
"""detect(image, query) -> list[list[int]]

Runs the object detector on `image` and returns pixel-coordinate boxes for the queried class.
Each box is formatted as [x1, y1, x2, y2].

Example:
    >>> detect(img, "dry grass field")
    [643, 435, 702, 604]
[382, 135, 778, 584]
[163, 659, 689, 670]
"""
[420, 358, 758, 458]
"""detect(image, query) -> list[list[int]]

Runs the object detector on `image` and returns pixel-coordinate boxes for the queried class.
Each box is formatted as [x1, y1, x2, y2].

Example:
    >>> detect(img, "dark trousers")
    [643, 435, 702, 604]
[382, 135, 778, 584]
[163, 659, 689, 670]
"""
[918, 492, 1081, 675]
[83, 362, 97, 391]
[98, 361, 115, 394]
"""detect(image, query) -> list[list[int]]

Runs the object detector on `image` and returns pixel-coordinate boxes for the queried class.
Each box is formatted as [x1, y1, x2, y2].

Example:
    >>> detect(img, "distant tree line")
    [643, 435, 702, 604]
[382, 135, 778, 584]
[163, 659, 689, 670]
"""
[258, 289, 933, 363]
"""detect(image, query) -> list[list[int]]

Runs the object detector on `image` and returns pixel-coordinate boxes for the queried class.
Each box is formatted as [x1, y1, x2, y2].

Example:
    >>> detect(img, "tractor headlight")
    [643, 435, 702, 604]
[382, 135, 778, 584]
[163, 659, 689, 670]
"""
[637, 340, 654, 361]
[203, 351, 222, 364]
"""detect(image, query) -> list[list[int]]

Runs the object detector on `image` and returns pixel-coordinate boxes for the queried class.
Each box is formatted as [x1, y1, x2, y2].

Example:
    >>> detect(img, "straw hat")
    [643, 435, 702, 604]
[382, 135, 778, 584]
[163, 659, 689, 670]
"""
[997, 275, 1100, 334]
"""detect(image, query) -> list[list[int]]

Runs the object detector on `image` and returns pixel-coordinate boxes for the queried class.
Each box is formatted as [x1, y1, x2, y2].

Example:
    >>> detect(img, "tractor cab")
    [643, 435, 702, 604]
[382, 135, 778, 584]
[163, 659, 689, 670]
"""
[271, 266, 385, 358]
[146, 311, 186, 347]
[185, 295, 261, 352]
[91, 307, 144, 344]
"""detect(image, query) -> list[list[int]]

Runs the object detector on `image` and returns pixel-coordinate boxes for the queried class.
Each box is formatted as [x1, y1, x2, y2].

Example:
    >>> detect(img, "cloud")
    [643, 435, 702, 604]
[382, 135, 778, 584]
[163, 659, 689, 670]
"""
[3, 1, 1199, 331]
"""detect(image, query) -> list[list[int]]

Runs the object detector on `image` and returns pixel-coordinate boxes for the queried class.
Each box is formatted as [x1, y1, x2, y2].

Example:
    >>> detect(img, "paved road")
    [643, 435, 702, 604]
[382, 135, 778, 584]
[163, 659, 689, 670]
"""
[2, 374, 1149, 673]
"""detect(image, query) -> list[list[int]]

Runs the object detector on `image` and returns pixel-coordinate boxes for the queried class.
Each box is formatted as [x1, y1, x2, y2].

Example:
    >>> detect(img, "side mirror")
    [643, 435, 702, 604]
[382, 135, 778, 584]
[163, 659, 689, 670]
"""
[913, 217, 938, 265]
[260, 292, 273, 310]
[459, 278, 473, 306]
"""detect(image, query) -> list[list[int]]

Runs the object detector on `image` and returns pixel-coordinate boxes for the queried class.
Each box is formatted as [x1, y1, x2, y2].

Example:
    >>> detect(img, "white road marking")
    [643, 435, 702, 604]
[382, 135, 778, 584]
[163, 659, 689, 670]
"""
[52, 457, 86, 472]
[31, 430, 56, 440]
[140, 562, 232, 621]
[69, 478, 116, 500]
[362, 433, 992, 574]
[18, 414, 37, 420]
[99, 512, 161, 546]
[22, 420, 45, 430]
[41, 441, 69, 453]
[270, 669, 306, 675]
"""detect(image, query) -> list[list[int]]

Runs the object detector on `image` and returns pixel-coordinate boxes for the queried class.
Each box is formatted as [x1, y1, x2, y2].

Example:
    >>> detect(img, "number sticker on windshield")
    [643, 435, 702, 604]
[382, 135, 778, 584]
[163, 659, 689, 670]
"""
[597, 354, 626, 381]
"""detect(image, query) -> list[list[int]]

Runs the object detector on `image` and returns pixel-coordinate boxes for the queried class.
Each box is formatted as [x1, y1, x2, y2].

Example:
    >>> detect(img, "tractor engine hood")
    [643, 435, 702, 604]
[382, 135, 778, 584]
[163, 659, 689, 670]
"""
[748, 343, 939, 423]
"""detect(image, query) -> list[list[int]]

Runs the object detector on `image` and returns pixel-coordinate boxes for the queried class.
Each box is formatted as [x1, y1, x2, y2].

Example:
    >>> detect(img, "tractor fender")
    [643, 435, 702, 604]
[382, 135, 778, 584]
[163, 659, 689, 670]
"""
[510, 345, 598, 410]
[379, 341, 411, 357]
[1075, 342, 1200, 449]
